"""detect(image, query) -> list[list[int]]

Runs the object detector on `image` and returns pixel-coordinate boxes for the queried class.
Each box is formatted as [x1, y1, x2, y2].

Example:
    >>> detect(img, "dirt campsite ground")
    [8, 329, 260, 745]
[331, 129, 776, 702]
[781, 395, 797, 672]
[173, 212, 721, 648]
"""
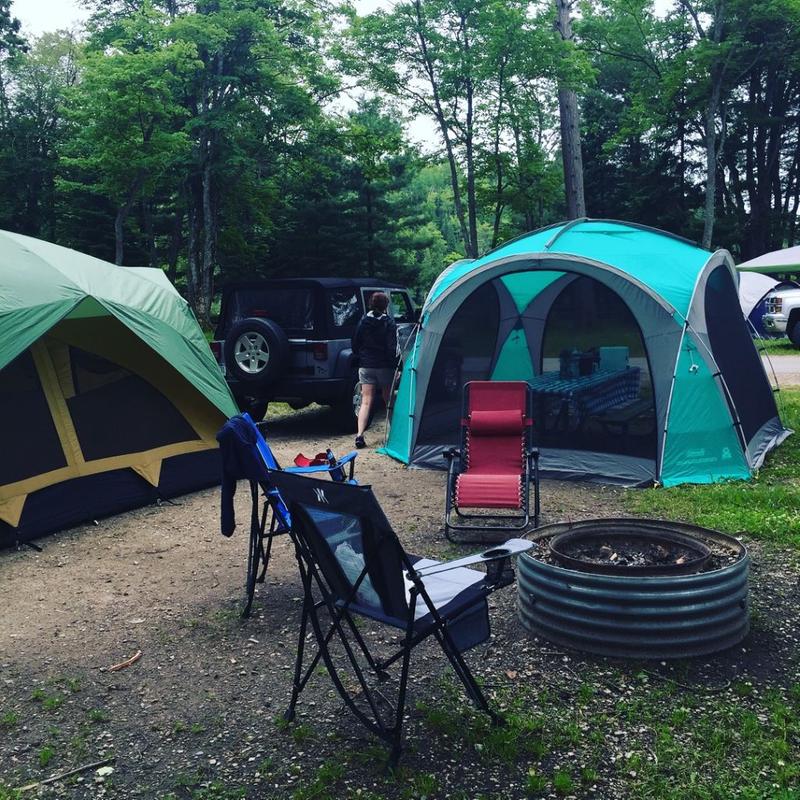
[2, 406, 799, 800]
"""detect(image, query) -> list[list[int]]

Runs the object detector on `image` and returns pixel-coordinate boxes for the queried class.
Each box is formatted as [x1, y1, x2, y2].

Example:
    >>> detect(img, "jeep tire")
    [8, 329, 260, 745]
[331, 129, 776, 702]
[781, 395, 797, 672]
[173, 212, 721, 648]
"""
[225, 317, 289, 385]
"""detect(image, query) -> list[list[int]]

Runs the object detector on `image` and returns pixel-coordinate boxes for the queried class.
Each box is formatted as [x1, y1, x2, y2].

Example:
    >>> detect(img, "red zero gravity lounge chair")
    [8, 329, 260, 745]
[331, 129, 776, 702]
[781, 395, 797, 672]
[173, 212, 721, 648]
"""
[443, 381, 540, 542]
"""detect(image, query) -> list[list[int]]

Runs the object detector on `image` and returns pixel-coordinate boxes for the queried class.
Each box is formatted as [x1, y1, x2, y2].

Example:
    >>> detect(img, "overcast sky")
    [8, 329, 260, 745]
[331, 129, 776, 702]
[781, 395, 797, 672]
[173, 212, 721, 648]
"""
[11, 0, 673, 149]
[12, 0, 88, 36]
[12, 0, 674, 37]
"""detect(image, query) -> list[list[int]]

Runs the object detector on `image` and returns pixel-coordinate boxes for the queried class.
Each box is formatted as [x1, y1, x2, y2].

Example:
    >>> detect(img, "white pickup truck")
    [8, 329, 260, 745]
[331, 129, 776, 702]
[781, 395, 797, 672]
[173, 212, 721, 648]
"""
[762, 285, 800, 345]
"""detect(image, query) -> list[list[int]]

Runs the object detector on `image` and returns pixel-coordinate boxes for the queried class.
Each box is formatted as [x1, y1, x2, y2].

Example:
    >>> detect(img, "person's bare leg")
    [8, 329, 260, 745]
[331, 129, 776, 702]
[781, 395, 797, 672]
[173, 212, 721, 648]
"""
[357, 383, 375, 439]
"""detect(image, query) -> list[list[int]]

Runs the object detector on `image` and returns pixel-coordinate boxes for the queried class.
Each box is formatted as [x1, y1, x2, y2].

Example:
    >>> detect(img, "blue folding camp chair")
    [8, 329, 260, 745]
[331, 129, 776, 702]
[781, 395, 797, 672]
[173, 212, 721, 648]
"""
[266, 468, 533, 766]
[217, 413, 357, 616]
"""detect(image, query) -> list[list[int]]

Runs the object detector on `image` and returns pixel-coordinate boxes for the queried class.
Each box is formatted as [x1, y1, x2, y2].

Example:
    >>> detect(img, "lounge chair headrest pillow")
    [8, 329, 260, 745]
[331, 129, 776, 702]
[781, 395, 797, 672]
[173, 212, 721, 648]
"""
[469, 409, 524, 435]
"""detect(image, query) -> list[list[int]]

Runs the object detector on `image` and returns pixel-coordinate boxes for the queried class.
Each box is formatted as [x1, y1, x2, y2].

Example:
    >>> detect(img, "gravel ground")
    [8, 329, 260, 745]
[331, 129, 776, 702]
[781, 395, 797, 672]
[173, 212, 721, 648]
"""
[1, 406, 799, 799]
[763, 353, 800, 387]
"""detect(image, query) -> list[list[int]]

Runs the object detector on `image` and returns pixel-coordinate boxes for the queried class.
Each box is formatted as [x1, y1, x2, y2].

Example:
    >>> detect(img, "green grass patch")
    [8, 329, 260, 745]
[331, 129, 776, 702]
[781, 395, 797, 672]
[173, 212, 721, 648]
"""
[291, 759, 345, 800]
[290, 722, 315, 744]
[400, 772, 438, 799]
[164, 781, 246, 800]
[30, 688, 64, 712]
[552, 769, 574, 795]
[755, 337, 796, 355]
[37, 745, 56, 769]
[409, 668, 800, 800]
[59, 676, 81, 694]
[626, 684, 800, 798]
[626, 389, 800, 545]
[1, 711, 18, 728]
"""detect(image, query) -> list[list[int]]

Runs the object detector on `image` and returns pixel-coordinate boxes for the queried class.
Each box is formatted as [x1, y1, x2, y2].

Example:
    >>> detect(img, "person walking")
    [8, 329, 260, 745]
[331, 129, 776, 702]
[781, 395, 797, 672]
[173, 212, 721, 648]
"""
[352, 291, 397, 449]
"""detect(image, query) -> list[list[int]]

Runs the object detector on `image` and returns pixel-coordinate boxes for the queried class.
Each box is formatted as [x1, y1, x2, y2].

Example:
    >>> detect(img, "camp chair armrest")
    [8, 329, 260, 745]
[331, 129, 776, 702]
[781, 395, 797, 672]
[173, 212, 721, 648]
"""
[409, 538, 533, 578]
[335, 450, 358, 482]
[285, 464, 344, 475]
[284, 451, 358, 476]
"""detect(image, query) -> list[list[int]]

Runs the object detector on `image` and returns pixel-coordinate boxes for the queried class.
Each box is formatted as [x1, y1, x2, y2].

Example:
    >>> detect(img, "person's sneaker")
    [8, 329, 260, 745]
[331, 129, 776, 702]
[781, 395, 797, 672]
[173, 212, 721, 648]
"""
[355, 435, 366, 449]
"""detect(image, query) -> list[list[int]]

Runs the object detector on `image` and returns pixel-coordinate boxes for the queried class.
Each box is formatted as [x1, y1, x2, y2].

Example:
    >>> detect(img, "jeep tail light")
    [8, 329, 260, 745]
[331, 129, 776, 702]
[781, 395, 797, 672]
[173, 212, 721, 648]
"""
[210, 341, 222, 362]
[312, 342, 328, 361]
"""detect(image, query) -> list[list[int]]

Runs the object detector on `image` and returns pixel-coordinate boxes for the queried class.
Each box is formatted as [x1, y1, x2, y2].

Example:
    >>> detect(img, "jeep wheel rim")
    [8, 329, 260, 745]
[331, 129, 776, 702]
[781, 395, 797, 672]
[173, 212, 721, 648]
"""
[234, 332, 270, 374]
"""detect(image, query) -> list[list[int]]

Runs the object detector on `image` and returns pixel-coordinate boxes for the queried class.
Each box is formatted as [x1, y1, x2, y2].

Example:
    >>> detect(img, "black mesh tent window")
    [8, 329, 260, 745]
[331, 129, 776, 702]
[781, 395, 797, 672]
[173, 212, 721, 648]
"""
[417, 281, 501, 447]
[539, 276, 656, 459]
[67, 347, 200, 461]
[416, 271, 657, 461]
[703, 266, 779, 442]
[0, 350, 66, 485]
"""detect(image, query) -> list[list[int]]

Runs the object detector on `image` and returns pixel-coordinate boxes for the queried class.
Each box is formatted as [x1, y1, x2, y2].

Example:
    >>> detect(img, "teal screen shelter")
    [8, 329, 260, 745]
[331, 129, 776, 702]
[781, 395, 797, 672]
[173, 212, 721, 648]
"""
[384, 220, 790, 486]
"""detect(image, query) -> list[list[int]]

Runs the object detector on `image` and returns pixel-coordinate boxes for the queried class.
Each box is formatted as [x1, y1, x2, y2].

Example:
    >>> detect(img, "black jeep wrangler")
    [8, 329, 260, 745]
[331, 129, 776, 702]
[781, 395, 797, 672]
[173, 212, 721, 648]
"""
[210, 278, 417, 419]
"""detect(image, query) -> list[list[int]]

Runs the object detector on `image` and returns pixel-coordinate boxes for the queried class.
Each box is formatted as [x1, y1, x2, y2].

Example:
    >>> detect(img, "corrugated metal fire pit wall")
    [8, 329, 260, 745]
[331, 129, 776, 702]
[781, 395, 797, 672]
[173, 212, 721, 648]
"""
[517, 519, 750, 659]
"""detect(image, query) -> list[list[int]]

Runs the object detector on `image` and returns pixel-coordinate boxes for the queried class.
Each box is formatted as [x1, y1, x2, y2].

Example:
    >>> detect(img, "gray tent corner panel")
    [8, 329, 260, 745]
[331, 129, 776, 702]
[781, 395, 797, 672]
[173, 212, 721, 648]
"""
[409, 443, 656, 487]
[535, 448, 656, 487]
[747, 417, 793, 471]
[408, 443, 450, 471]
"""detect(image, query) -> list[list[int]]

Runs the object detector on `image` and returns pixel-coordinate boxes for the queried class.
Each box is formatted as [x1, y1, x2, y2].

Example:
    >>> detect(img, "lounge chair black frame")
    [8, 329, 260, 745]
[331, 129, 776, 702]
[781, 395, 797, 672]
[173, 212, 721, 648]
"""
[265, 468, 532, 766]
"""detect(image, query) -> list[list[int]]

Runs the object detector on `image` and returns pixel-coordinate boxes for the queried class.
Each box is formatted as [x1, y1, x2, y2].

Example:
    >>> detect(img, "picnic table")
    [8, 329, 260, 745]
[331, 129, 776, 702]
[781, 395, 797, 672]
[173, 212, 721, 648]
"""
[529, 367, 641, 432]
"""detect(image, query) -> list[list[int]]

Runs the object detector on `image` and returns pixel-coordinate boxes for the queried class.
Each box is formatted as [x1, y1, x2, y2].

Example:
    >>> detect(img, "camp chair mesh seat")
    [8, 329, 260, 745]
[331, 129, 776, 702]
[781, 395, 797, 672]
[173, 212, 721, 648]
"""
[444, 381, 540, 542]
[216, 413, 357, 617]
[265, 469, 531, 766]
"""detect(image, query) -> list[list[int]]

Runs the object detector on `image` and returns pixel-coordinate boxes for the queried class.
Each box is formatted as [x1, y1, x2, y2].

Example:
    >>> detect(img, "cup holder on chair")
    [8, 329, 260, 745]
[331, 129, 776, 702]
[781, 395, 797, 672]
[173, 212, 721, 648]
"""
[481, 547, 512, 559]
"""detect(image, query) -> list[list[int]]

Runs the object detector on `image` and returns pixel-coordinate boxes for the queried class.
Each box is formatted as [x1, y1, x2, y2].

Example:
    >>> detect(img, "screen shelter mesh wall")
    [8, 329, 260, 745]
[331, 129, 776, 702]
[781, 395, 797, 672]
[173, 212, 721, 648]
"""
[414, 269, 659, 476]
[416, 281, 500, 448]
[537, 276, 656, 460]
[703, 265, 779, 443]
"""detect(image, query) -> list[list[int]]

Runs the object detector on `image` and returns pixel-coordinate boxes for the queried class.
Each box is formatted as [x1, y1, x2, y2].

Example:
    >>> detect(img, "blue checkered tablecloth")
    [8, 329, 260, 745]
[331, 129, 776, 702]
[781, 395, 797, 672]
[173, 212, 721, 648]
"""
[529, 368, 641, 418]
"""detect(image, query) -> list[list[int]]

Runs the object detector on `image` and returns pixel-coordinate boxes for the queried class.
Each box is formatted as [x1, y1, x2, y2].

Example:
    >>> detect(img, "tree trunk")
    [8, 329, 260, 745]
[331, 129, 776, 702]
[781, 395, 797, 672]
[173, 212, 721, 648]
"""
[113, 178, 143, 266]
[462, 15, 479, 257]
[166, 209, 183, 285]
[699, 2, 725, 250]
[413, 0, 474, 257]
[490, 59, 507, 249]
[142, 199, 157, 269]
[186, 178, 202, 315]
[366, 181, 375, 276]
[114, 207, 125, 266]
[199, 155, 214, 325]
[701, 90, 720, 249]
[555, 0, 586, 219]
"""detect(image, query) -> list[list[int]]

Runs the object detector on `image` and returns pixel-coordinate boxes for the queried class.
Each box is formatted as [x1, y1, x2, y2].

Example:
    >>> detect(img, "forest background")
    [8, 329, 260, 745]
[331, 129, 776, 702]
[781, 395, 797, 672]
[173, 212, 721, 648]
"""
[0, 0, 798, 322]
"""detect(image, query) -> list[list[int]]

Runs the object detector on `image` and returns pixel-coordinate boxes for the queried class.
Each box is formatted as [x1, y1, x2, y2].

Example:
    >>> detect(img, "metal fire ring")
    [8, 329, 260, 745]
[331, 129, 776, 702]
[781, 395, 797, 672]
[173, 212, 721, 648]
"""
[518, 518, 750, 659]
[548, 527, 711, 576]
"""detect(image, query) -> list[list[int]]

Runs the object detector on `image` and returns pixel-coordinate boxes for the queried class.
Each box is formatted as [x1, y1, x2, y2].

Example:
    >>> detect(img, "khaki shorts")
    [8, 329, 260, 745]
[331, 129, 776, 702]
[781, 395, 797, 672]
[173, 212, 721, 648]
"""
[358, 367, 395, 387]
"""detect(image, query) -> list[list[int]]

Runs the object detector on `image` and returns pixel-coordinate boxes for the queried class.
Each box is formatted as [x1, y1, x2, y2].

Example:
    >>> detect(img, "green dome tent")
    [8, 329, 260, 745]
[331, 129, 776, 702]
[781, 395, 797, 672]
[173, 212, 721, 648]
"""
[384, 219, 790, 486]
[0, 230, 238, 546]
